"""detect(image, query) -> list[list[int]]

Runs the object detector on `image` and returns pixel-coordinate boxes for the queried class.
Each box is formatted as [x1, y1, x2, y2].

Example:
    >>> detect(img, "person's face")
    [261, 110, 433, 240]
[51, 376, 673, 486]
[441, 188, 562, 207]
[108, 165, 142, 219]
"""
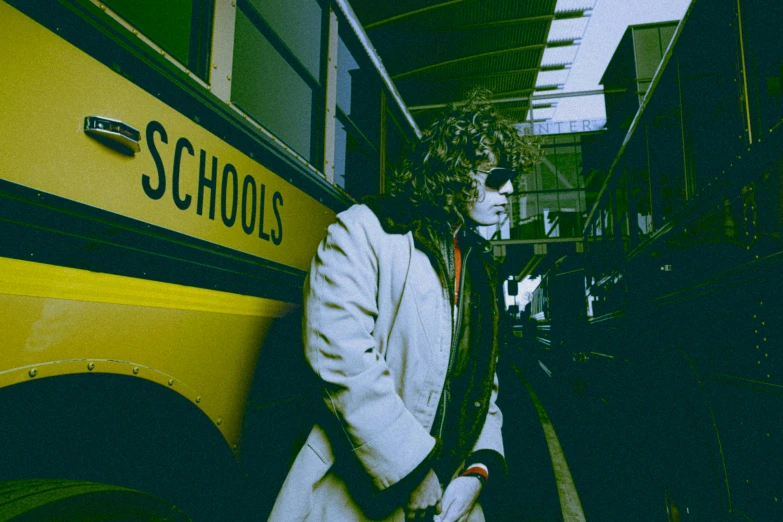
[466, 163, 515, 226]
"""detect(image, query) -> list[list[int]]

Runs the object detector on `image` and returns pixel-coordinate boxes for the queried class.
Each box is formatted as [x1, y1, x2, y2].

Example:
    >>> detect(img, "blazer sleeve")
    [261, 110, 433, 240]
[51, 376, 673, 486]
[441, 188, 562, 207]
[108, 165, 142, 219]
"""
[303, 205, 436, 490]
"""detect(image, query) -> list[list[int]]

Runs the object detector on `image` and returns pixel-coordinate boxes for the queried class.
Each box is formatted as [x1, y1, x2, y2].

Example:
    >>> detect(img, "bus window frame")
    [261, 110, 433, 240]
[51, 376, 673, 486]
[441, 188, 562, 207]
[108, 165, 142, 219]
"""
[84, 0, 214, 86]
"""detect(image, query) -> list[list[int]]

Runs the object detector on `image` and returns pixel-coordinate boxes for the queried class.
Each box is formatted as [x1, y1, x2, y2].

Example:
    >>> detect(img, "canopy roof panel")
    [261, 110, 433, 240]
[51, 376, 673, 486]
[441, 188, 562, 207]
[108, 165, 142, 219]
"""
[349, 0, 562, 125]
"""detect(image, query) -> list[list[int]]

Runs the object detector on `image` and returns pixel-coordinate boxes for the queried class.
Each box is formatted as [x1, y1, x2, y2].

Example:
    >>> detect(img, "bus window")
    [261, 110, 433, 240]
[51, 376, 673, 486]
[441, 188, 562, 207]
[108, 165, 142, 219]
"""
[231, 0, 324, 165]
[334, 116, 378, 197]
[333, 29, 381, 198]
[248, 0, 323, 81]
[337, 34, 379, 147]
[101, 0, 213, 80]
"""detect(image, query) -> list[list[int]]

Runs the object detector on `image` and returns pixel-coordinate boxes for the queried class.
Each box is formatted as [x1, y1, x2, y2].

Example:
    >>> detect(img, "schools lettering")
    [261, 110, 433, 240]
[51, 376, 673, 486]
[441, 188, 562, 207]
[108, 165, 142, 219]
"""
[143, 120, 284, 246]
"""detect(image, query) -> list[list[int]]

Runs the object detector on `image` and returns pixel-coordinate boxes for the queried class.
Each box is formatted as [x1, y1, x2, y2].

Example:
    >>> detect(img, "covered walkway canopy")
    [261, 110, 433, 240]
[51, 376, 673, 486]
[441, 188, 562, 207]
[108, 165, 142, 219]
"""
[348, 0, 592, 125]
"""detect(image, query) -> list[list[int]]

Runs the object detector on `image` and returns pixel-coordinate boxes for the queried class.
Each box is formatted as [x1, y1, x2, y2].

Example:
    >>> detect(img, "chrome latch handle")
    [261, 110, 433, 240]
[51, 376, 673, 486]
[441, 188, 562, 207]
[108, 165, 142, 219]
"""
[84, 116, 141, 154]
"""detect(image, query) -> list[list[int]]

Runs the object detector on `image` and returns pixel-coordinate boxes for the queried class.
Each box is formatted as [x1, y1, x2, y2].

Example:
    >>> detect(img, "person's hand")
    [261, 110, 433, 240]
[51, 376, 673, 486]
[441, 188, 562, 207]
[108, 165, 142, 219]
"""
[405, 468, 442, 519]
[434, 476, 482, 522]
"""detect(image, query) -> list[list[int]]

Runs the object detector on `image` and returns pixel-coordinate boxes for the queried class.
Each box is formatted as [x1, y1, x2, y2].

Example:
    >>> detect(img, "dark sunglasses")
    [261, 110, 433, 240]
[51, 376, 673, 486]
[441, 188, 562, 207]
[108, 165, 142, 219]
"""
[476, 167, 517, 189]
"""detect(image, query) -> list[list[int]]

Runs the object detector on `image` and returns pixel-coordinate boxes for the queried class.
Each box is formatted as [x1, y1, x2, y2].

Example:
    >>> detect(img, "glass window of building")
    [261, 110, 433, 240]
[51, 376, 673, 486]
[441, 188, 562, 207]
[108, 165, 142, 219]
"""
[509, 132, 591, 240]
[511, 192, 542, 240]
[555, 143, 579, 189]
[539, 148, 559, 191]
[519, 166, 540, 193]
[633, 26, 665, 80]
[539, 193, 562, 238]
[557, 190, 585, 238]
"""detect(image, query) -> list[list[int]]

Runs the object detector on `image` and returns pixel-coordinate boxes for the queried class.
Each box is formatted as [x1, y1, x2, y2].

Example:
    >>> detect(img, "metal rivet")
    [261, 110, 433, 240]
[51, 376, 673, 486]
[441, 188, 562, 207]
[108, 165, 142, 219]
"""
[196, 396, 201, 403]
[213, 63, 217, 69]
[474, 401, 481, 408]
[216, 418, 223, 426]
[29, 368, 37, 378]
[231, 1, 236, 6]
[227, 75, 231, 81]
[133, 367, 140, 375]
[87, 362, 95, 371]
[168, 379, 175, 386]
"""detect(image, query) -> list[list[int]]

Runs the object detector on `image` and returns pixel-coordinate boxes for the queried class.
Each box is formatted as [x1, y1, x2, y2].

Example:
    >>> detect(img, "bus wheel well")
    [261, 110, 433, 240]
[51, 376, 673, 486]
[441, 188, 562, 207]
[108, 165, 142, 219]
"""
[0, 373, 248, 522]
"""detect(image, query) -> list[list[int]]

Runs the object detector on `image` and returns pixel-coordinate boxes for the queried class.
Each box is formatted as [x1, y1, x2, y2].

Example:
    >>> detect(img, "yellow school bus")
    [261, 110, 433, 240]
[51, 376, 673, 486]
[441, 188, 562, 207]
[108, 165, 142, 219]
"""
[0, 0, 417, 519]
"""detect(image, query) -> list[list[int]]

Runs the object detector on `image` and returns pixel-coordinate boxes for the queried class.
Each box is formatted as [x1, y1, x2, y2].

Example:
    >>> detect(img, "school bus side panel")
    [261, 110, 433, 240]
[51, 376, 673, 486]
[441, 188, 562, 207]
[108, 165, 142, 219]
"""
[0, 1, 335, 450]
[0, 2, 335, 271]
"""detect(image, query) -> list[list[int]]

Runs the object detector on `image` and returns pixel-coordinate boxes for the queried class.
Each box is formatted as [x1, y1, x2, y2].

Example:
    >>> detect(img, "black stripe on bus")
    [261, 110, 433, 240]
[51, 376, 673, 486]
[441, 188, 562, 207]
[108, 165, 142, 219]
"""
[0, 179, 307, 304]
[6, 0, 354, 214]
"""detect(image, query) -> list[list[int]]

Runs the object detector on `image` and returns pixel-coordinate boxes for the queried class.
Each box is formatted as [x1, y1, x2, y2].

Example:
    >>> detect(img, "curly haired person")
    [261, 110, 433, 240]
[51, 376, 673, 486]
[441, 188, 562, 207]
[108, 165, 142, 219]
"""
[270, 89, 539, 522]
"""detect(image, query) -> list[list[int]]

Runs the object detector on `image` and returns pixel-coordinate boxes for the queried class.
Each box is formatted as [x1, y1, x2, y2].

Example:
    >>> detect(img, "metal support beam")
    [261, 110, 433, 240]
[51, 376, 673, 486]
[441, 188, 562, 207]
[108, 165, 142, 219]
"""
[409, 89, 606, 112]
[531, 88, 606, 101]
[445, 13, 561, 31]
[435, 64, 568, 83]
[364, 0, 469, 30]
[392, 43, 546, 80]
[372, 7, 591, 32]
[409, 89, 536, 111]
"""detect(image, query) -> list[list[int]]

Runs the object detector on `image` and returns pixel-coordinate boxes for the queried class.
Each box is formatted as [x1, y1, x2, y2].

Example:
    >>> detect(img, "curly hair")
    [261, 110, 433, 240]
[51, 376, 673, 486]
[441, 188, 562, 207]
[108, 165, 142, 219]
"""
[390, 88, 540, 227]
